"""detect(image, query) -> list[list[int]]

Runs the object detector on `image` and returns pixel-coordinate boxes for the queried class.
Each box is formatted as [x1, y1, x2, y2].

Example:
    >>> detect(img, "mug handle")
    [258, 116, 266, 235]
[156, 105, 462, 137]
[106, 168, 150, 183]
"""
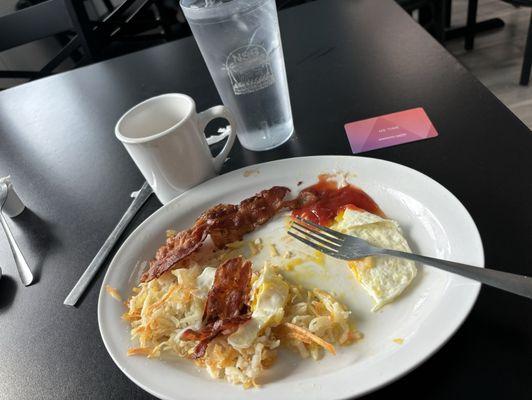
[197, 106, 237, 172]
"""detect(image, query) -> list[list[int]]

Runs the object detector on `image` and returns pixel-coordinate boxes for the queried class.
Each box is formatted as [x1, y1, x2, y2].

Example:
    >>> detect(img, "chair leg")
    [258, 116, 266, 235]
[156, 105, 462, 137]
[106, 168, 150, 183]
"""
[419, 5, 432, 26]
[465, 0, 478, 50]
[519, 10, 532, 86]
[432, 0, 446, 43]
[444, 0, 452, 28]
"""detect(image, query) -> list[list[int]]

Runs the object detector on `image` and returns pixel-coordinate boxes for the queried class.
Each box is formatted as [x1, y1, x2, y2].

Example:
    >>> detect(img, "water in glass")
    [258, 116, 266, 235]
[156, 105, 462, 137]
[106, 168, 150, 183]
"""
[181, 0, 294, 151]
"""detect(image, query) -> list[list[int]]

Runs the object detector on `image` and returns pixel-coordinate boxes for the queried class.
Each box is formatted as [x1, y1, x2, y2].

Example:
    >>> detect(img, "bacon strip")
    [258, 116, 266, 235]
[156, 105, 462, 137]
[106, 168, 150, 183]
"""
[181, 257, 252, 358]
[207, 186, 290, 248]
[141, 186, 290, 282]
[141, 224, 210, 282]
[142, 182, 360, 283]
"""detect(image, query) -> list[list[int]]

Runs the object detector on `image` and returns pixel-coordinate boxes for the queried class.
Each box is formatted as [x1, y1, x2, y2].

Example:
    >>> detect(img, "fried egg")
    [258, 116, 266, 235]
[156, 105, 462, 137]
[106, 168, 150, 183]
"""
[228, 264, 289, 349]
[332, 208, 417, 311]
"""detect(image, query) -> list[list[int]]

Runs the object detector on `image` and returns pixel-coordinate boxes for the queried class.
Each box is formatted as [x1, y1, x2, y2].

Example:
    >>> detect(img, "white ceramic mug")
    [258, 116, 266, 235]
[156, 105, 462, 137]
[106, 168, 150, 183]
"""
[115, 93, 237, 204]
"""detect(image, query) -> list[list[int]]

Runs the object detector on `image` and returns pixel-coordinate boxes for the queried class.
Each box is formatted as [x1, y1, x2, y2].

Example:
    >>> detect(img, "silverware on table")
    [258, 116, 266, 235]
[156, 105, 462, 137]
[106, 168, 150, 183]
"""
[63, 181, 153, 307]
[288, 217, 532, 299]
[0, 182, 33, 286]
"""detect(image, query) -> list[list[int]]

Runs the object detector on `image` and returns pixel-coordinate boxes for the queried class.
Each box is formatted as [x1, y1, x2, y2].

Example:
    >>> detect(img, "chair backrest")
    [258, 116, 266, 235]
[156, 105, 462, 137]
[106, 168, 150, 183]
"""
[0, 0, 74, 52]
[93, 0, 159, 39]
[64, 0, 181, 62]
[0, 0, 94, 83]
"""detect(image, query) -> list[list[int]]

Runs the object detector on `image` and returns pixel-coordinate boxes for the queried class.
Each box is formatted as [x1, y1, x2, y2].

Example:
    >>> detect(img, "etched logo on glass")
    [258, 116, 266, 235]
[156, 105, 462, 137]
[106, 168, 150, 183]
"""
[226, 45, 275, 95]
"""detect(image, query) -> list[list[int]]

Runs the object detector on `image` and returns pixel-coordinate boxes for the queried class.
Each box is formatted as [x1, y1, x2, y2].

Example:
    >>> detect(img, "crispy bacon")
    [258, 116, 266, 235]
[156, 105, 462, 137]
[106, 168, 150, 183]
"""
[208, 186, 290, 248]
[141, 186, 290, 282]
[181, 257, 252, 358]
[141, 181, 365, 282]
[141, 223, 210, 282]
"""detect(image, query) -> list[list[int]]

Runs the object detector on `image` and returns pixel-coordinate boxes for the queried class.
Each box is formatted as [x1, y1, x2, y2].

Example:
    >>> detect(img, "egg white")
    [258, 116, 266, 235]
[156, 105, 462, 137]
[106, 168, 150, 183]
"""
[332, 208, 417, 311]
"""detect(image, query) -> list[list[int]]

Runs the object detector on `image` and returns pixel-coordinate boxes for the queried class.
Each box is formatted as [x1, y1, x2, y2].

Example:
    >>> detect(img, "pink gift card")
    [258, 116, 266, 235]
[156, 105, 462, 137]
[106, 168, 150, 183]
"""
[344, 107, 438, 153]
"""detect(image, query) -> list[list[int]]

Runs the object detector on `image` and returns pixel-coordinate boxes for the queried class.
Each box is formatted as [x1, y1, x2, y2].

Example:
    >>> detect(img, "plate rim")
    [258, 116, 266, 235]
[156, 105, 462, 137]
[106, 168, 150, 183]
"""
[98, 155, 484, 400]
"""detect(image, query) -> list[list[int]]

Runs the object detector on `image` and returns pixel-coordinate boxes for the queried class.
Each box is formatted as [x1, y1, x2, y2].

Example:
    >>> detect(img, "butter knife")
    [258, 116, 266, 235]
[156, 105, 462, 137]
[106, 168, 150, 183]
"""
[63, 181, 153, 306]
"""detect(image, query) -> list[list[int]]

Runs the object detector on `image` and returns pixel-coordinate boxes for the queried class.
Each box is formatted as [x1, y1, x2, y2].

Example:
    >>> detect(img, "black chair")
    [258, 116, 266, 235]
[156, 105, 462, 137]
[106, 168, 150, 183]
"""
[465, 0, 532, 85]
[397, 1, 507, 46]
[71, 0, 184, 60]
[396, 0, 446, 43]
[0, 0, 93, 85]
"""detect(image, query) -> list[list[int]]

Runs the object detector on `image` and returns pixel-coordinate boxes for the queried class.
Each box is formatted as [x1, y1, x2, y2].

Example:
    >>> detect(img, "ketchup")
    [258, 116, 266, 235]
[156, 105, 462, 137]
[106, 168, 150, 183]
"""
[291, 175, 384, 226]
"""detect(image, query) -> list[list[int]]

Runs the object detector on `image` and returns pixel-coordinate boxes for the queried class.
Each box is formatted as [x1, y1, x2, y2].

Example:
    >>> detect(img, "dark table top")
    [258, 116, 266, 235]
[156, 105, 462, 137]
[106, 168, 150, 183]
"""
[0, 0, 531, 399]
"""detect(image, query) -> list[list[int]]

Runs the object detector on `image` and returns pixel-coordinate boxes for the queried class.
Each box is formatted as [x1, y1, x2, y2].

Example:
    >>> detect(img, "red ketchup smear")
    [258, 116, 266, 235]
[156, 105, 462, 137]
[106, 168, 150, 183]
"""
[291, 175, 385, 226]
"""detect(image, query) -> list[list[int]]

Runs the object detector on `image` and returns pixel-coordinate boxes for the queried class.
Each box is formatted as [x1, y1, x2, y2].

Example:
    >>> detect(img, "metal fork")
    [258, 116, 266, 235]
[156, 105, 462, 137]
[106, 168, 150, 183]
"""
[288, 217, 532, 299]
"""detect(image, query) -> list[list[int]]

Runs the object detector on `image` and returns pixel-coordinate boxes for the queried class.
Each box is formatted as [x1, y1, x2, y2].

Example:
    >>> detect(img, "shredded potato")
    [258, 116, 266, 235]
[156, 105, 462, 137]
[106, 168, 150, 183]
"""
[275, 285, 362, 360]
[123, 261, 361, 387]
[279, 323, 336, 354]
[105, 285, 123, 302]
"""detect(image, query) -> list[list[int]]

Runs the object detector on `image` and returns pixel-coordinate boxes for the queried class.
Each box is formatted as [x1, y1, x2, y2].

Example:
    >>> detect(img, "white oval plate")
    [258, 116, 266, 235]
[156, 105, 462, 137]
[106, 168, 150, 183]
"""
[98, 156, 483, 400]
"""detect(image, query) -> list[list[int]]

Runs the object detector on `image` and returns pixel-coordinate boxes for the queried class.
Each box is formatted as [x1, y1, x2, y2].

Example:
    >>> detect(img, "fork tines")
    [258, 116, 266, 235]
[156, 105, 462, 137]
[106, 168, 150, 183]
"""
[287, 217, 343, 258]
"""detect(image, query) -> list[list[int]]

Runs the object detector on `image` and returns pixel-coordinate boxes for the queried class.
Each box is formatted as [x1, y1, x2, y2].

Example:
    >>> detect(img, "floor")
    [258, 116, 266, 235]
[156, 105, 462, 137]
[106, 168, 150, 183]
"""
[445, 0, 532, 129]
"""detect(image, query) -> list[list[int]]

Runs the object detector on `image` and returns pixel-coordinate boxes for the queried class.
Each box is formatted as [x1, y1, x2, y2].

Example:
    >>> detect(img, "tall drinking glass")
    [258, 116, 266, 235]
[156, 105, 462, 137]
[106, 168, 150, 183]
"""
[181, 0, 294, 151]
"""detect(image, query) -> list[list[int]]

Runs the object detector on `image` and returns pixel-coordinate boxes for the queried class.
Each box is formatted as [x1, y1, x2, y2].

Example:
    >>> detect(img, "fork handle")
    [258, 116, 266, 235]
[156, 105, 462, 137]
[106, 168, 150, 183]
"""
[381, 249, 532, 299]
